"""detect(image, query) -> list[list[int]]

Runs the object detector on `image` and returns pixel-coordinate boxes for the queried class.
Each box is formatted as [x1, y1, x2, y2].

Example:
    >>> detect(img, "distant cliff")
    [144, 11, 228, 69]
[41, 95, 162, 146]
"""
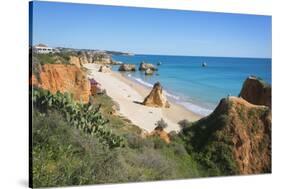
[77, 51, 113, 64]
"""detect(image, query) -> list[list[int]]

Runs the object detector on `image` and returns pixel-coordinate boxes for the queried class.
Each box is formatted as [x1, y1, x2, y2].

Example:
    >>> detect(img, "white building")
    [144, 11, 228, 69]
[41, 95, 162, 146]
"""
[33, 44, 59, 54]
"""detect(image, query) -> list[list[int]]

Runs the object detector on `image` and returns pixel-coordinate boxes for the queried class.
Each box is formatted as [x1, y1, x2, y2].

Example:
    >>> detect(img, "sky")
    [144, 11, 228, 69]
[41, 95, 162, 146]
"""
[30, 1, 272, 58]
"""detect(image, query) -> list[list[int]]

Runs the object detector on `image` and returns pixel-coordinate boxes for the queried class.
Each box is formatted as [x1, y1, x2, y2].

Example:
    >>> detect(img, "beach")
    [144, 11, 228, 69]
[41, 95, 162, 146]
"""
[84, 63, 202, 132]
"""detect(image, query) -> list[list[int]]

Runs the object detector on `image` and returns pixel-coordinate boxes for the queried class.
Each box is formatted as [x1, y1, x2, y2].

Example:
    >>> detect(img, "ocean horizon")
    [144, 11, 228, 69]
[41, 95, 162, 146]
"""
[112, 54, 272, 116]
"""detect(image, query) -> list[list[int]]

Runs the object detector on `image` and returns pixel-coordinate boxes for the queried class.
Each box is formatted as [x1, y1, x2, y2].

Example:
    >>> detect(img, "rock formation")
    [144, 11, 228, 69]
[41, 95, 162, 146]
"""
[143, 82, 170, 108]
[31, 64, 91, 103]
[145, 68, 154, 75]
[69, 55, 82, 68]
[182, 96, 271, 175]
[239, 76, 271, 108]
[139, 62, 157, 71]
[77, 51, 113, 64]
[150, 127, 171, 143]
[98, 65, 111, 73]
[118, 64, 136, 71]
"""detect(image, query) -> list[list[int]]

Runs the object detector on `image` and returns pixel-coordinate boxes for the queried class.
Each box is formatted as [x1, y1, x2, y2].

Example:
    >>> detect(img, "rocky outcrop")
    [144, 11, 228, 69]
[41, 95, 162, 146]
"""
[150, 127, 170, 143]
[31, 64, 91, 103]
[183, 96, 271, 175]
[139, 62, 157, 71]
[69, 55, 82, 68]
[143, 82, 170, 108]
[98, 65, 111, 73]
[118, 64, 136, 72]
[77, 51, 113, 64]
[145, 68, 154, 75]
[239, 76, 271, 108]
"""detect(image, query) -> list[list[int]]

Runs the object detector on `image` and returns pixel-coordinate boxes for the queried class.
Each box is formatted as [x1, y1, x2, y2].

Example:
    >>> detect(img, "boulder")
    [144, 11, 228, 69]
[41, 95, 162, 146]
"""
[145, 68, 154, 75]
[239, 76, 271, 108]
[143, 82, 170, 108]
[98, 65, 111, 73]
[139, 62, 157, 71]
[118, 64, 136, 72]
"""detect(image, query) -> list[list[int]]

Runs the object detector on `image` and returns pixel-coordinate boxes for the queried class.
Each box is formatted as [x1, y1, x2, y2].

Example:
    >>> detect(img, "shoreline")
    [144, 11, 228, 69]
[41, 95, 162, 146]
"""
[84, 63, 202, 132]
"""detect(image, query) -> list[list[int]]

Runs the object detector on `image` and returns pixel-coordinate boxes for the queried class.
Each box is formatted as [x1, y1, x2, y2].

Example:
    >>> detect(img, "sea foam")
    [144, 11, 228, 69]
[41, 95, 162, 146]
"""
[127, 75, 213, 116]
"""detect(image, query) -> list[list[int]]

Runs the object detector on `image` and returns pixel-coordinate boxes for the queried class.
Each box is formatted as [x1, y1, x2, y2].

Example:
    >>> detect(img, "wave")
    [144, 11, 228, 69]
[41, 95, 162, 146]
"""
[126, 75, 213, 116]
[127, 74, 154, 88]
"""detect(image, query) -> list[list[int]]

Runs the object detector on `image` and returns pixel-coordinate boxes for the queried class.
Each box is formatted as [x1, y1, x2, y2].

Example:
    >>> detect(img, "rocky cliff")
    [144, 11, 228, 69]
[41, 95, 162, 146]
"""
[78, 51, 113, 64]
[239, 76, 271, 108]
[31, 64, 91, 103]
[182, 96, 271, 175]
[69, 55, 82, 68]
[143, 82, 170, 108]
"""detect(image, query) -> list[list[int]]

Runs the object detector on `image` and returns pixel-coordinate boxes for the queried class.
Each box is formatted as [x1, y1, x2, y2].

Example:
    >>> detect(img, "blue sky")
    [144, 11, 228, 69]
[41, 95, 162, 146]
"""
[31, 1, 272, 58]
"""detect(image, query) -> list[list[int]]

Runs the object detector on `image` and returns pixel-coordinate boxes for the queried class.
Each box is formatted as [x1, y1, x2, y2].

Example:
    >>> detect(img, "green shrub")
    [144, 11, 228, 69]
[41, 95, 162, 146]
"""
[155, 118, 168, 130]
[178, 119, 191, 129]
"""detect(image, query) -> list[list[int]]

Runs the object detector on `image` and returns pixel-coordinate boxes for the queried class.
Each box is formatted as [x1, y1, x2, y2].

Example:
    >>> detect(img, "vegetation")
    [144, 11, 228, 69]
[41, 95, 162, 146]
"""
[155, 118, 168, 130]
[179, 104, 238, 176]
[32, 52, 75, 65]
[32, 88, 124, 148]
[32, 90, 203, 187]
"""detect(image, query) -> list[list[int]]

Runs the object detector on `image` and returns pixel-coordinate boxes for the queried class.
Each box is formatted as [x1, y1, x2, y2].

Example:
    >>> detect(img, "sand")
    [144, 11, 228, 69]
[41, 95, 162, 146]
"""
[84, 64, 202, 132]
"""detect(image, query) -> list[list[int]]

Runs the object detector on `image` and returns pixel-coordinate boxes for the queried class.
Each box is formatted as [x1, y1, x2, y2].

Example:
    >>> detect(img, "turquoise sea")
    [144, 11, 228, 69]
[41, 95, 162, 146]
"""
[112, 55, 272, 116]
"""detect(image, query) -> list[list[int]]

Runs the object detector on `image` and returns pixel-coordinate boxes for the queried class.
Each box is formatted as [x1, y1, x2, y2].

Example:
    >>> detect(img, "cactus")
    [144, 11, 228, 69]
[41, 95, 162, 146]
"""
[32, 88, 124, 148]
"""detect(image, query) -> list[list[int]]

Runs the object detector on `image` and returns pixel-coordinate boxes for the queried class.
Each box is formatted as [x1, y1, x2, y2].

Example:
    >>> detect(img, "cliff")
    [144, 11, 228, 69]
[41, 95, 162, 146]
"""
[78, 51, 113, 64]
[182, 96, 271, 175]
[31, 64, 91, 103]
[239, 76, 271, 108]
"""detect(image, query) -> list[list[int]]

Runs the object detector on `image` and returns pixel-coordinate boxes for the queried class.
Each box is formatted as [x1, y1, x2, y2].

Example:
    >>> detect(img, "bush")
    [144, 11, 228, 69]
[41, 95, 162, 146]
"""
[155, 118, 168, 130]
[172, 143, 187, 156]
[178, 119, 191, 129]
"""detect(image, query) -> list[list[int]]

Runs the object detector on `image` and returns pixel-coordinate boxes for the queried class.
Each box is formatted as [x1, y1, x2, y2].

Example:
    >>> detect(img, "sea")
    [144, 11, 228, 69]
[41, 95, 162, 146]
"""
[111, 54, 272, 116]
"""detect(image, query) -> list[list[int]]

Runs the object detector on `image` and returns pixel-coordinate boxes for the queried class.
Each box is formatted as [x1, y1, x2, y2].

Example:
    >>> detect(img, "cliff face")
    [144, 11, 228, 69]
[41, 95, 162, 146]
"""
[143, 82, 170, 108]
[183, 97, 271, 175]
[78, 51, 112, 64]
[69, 55, 82, 68]
[239, 76, 271, 108]
[31, 64, 91, 103]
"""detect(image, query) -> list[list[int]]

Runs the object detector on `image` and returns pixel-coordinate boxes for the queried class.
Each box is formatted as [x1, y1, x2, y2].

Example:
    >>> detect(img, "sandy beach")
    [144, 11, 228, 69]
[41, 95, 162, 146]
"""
[84, 63, 202, 132]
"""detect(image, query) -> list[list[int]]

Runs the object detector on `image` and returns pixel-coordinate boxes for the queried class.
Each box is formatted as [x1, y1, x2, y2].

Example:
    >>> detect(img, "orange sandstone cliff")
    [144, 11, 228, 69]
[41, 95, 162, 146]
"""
[31, 64, 91, 103]
[182, 96, 271, 175]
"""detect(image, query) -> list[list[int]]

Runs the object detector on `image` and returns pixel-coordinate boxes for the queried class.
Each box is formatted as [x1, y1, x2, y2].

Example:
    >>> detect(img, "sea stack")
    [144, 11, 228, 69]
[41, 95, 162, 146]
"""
[118, 64, 136, 71]
[239, 76, 271, 108]
[139, 62, 157, 71]
[143, 82, 170, 108]
[145, 68, 154, 75]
